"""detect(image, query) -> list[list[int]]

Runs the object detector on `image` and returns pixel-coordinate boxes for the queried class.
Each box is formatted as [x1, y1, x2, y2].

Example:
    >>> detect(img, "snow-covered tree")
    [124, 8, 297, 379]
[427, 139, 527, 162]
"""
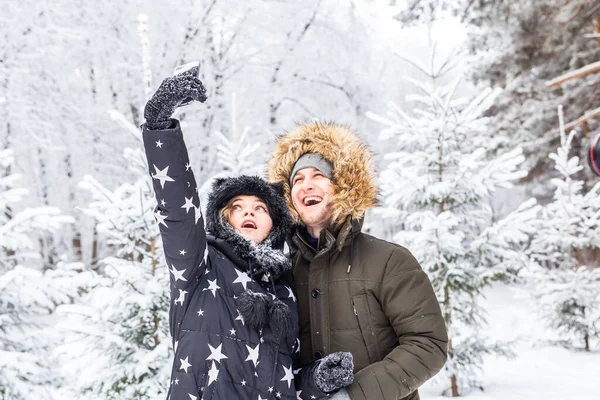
[0, 146, 74, 400]
[398, 0, 600, 195]
[368, 55, 540, 396]
[55, 146, 172, 400]
[528, 106, 600, 352]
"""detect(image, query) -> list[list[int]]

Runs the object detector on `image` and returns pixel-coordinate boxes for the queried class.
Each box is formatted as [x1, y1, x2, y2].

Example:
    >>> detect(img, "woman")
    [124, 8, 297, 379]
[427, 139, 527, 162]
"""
[142, 66, 353, 400]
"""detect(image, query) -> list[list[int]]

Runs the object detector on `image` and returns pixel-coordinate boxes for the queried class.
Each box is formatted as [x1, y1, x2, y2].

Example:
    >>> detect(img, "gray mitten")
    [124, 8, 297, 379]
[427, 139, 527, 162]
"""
[143, 66, 207, 130]
[314, 352, 354, 393]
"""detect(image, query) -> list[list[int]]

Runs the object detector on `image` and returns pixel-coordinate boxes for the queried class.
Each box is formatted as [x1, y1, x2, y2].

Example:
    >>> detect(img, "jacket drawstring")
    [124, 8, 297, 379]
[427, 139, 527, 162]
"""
[268, 272, 277, 295]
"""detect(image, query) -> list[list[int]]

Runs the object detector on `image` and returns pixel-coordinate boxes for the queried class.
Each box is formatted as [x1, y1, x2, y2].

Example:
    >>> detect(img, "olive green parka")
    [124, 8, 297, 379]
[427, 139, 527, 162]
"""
[268, 122, 448, 400]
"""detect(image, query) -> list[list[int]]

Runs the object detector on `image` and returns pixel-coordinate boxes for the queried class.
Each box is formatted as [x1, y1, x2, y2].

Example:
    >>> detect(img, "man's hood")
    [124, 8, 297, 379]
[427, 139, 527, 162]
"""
[267, 122, 378, 225]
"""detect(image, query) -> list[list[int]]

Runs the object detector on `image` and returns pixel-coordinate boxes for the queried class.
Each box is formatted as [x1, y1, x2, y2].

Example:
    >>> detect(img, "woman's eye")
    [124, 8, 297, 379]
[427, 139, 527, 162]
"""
[232, 205, 241, 210]
[256, 206, 267, 212]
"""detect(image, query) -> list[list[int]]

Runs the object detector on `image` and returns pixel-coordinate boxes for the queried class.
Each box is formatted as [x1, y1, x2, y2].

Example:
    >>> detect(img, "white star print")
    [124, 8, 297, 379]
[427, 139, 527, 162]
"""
[185, 162, 191, 171]
[174, 289, 188, 305]
[174, 378, 179, 385]
[296, 390, 302, 400]
[280, 363, 294, 388]
[179, 356, 191, 373]
[207, 361, 219, 386]
[245, 343, 260, 368]
[230, 328, 236, 336]
[286, 286, 297, 302]
[241, 379, 246, 386]
[194, 205, 202, 225]
[310, 396, 316, 399]
[203, 246, 209, 263]
[169, 264, 187, 282]
[202, 279, 220, 297]
[181, 196, 195, 213]
[276, 392, 281, 398]
[174, 340, 178, 351]
[207, 343, 228, 363]
[258, 396, 267, 400]
[152, 164, 175, 188]
[188, 395, 196, 400]
[179, 249, 187, 255]
[197, 309, 204, 317]
[268, 387, 273, 393]
[155, 140, 163, 148]
[154, 210, 168, 228]
[160, 199, 166, 206]
[232, 269, 252, 290]
[235, 310, 245, 325]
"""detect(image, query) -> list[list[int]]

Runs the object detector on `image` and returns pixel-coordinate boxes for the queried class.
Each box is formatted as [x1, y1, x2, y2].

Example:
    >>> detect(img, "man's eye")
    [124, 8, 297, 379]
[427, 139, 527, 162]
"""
[293, 178, 303, 184]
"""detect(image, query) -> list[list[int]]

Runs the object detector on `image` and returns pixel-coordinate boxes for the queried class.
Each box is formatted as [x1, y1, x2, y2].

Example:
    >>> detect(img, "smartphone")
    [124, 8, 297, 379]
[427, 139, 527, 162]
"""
[173, 61, 200, 107]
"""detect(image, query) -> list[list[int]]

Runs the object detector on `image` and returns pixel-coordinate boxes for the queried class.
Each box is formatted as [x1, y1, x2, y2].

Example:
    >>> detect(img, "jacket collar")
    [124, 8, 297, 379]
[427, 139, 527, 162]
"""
[207, 230, 291, 281]
[290, 216, 363, 261]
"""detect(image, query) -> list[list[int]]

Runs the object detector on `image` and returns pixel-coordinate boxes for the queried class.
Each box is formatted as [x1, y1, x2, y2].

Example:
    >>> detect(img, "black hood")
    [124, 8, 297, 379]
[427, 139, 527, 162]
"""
[205, 175, 291, 250]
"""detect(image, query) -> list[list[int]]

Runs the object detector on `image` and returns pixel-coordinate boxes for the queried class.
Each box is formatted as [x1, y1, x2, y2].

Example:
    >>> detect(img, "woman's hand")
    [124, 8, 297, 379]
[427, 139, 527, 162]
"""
[143, 66, 207, 130]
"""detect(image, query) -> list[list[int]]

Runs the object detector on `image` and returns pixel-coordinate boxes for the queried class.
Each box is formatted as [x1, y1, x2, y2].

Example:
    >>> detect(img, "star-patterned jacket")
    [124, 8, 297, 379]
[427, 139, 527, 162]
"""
[143, 120, 326, 400]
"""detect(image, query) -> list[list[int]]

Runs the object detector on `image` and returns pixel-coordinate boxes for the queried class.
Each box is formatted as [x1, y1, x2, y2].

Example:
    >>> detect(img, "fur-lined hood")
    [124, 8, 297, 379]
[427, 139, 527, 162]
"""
[267, 122, 378, 225]
[205, 176, 291, 250]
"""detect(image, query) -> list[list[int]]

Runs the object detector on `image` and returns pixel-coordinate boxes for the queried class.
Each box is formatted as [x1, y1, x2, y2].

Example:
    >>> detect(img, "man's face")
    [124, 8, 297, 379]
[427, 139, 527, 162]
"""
[291, 167, 335, 230]
[227, 195, 273, 244]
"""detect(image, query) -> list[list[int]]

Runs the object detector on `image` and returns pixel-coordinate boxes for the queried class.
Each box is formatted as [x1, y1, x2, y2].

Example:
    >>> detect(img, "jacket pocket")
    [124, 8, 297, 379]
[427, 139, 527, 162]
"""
[352, 294, 381, 363]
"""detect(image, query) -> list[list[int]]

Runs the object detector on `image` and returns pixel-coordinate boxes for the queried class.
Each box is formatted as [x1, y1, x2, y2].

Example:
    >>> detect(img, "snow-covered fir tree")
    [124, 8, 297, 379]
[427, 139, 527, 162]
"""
[368, 57, 540, 396]
[528, 107, 600, 352]
[55, 146, 173, 400]
[398, 0, 600, 195]
[0, 145, 74, 400]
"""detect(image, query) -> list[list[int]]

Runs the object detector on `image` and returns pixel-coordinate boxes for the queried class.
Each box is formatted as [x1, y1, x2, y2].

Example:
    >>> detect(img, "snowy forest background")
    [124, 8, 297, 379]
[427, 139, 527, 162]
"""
[2, 0, 600, 399]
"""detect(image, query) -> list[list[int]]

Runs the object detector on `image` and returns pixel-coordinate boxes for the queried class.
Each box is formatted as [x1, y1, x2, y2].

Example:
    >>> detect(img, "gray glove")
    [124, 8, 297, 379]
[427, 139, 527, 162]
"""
[314, 352, 354, 393]
[143, 66, 207, 130]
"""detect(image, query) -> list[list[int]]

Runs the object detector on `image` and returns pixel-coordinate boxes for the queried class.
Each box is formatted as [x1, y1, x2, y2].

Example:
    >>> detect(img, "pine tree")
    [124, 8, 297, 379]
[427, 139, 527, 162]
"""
[0, 146, 74, 400]
[528, 106, 600, 352]
[55, 146, 172, 400]
[398, 0, 600, 194]
[368, 56, 540, 396]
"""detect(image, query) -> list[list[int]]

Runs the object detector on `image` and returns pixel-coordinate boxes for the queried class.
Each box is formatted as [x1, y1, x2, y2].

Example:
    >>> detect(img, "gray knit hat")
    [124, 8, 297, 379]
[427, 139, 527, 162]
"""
[289, 153, 334, 185]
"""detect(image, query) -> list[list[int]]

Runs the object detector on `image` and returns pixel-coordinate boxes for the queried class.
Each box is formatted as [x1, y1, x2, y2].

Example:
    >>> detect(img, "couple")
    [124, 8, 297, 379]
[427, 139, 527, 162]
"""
[142, 67, 448, 400]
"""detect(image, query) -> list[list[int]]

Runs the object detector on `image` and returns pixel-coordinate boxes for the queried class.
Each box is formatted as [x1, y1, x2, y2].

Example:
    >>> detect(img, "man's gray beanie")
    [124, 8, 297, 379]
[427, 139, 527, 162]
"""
[290, 153, 334, 185]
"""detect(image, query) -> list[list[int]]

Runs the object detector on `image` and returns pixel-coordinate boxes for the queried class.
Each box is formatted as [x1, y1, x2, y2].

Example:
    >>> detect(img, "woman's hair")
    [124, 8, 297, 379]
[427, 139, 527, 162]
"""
[219, 198, 235, 227]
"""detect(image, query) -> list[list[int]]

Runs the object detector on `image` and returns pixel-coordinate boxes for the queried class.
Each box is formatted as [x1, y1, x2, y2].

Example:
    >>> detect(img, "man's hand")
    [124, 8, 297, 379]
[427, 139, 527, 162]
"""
[314, 352, 354, 393]
[143, 66, 207, 130]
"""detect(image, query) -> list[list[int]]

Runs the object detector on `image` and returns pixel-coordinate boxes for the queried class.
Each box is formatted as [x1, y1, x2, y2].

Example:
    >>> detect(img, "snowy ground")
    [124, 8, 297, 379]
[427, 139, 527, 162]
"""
[420, 284, 599, 399]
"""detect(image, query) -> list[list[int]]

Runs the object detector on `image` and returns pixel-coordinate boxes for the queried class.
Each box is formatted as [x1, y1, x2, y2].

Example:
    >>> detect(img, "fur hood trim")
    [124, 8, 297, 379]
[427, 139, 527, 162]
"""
[267, 122, 378, 225]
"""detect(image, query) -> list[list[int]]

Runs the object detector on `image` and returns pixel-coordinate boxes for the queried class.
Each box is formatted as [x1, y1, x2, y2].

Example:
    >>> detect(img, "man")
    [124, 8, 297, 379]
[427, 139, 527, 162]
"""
[267, 122, 448, 400]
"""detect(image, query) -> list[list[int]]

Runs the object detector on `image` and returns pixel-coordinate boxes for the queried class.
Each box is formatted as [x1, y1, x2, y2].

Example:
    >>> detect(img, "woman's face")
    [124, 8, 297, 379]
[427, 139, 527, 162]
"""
[227, 195, 273, 244]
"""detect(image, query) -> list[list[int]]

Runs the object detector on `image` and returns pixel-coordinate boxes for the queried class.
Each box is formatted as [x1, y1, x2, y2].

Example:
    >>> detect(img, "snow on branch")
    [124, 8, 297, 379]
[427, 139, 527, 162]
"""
[564, 106, 600, 131]
[545, 61, 600, 88]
